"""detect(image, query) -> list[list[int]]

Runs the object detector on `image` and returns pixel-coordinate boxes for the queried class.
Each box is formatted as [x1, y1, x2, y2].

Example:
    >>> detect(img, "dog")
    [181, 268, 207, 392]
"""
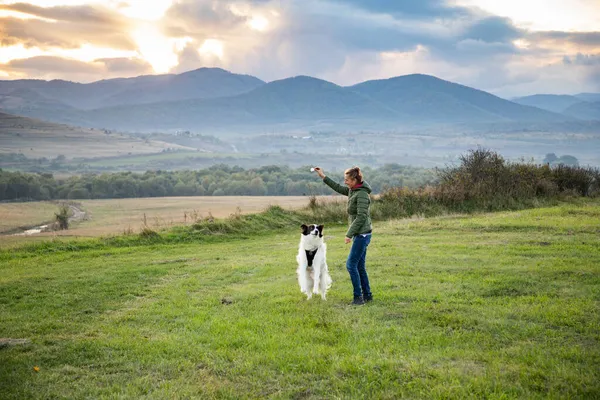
[296, 224, 332, 300]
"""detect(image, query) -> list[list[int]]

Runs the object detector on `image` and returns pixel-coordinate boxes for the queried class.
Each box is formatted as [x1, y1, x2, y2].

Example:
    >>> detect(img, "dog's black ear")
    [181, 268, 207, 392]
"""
[301, 224, 308, 234]
[317, 224, 324, 237]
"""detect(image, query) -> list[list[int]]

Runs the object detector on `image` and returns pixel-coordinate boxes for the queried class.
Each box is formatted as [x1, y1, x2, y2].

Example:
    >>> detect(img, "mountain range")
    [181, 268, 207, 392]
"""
[512, 94, 600, 121]
[0, 68, 598, 133]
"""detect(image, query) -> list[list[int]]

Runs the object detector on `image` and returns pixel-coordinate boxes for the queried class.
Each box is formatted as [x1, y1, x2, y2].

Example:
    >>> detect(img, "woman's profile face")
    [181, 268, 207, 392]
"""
[344, 174, 357, 188]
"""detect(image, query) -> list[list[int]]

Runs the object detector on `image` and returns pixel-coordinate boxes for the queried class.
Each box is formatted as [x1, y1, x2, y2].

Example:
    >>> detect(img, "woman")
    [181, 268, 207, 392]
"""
[313, 166, 373, 305]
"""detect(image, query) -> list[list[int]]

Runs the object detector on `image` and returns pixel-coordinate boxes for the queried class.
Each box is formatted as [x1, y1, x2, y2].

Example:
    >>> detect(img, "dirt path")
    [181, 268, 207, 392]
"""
[9, 203, 87, 236]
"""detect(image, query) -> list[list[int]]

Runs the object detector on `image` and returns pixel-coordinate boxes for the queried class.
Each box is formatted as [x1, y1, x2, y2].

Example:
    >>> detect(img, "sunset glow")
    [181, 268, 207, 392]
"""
[248, 15, 269, 31]
[113, 0, 174, 21]
[199, 39, 224, 59]
[0, 8, 54, 20]
[131, 25, 179, 73]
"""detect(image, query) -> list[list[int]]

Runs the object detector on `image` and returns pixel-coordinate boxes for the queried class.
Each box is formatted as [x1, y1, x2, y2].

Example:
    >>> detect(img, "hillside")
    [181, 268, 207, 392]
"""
[512, 94, 583, 113]
[0, 68, 265, 110]
[0, 70, 582, 133]
[0, 111, 192, 159]
[350, 74, 569, 123]
[575, 93, 600, 102]
[76, 76, 403, 132]
[563, 101, 600, 121]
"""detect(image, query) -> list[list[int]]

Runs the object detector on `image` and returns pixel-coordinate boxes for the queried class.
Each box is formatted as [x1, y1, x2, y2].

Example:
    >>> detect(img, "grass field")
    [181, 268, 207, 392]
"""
[1, 201, 598, 398]
[0, 202, 59, 234]
[0, 196, 342, 248]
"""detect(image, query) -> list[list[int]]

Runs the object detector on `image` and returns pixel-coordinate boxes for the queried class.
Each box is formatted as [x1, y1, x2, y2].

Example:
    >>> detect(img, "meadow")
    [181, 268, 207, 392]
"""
[0, 196, 342, 248]
[1, 201, 598, 398]
[0, 202, 58, 234]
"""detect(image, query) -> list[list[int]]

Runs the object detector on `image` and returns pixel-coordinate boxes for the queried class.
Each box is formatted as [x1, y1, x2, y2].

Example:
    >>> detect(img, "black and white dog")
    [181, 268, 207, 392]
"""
[296, 224, 332, 300]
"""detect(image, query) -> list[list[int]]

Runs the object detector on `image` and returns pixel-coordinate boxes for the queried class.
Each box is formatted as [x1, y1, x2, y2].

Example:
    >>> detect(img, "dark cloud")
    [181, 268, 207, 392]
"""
[462, 16, 523, 43]
[328, 0, 472, 18]
[281, 8, 427, 53]
[276, 2, 522, 68]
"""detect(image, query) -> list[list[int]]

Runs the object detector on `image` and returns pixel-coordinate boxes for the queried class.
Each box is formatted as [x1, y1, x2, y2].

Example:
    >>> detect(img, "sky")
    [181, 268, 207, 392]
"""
[0, 0, 598, 97]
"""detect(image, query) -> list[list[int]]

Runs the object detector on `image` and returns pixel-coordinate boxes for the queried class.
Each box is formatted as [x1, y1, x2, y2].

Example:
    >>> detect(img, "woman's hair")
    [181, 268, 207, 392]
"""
[344, 166, 363, 183]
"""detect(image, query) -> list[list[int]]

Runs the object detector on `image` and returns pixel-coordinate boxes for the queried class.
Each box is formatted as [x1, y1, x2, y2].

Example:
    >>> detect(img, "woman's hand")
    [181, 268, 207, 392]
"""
[313, 167, 326, 179]
[345, 237, 352, 244]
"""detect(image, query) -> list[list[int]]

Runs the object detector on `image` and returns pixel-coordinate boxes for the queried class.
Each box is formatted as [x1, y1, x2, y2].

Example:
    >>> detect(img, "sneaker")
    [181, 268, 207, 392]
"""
[352, 296, 365, 305]
[364, 294, 373, 302]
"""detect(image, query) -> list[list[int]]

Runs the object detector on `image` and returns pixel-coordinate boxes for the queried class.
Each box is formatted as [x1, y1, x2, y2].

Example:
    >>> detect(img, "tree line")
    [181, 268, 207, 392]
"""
[0, 164, 437, 201]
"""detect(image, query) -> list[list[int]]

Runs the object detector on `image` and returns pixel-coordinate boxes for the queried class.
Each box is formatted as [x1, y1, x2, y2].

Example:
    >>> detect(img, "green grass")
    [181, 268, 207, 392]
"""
[1, 202, 599, 398]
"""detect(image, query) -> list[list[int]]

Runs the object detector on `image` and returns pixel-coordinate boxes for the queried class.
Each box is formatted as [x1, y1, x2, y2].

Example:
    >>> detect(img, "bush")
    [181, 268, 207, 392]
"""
[551, 164, 598, 196]
[375, 148, 599, 219]
[54, 204, 70, 230]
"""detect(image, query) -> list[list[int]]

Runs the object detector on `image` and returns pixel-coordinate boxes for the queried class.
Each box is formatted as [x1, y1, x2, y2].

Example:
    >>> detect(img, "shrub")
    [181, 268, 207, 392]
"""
[54, 204, 70, 230]
[377, 148, 599, 218]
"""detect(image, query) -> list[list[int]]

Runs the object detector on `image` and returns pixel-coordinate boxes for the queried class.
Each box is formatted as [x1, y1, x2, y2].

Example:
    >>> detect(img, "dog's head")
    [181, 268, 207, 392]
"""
[301, 224, 324, 238]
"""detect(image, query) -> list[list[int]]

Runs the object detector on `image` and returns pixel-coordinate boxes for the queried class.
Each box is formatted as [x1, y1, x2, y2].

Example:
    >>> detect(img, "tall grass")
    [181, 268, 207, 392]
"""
[372, 148, 599, 219]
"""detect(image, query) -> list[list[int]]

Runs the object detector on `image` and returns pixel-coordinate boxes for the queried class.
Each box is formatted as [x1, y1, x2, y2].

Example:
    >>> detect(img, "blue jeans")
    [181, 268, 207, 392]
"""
[346, 233, 372, 298]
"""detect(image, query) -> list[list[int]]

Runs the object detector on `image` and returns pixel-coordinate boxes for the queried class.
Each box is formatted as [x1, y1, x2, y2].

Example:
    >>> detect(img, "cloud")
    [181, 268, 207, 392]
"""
[0, 2, 128, 24]
[528, 31, 600, 49]
[94, 57, 154, 74]
[0, 3, 136, 50]
[563, 53, 600, 66]
[1, 55, 153, 81]
[0, 16, 136, 50]
[328, 0, 472, 18]
[461, 16, 523, 43]
[170, 42, 226, 74]
[5, 55, 102, 74]
[162, 1, 246, 33]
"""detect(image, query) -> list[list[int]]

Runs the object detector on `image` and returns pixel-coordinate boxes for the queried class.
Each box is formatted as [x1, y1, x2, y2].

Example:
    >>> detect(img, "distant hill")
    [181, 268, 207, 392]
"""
[0, 87, 74, 112]
[563, 101, 600, 121]
[574, 93, 600, 102]
[1, 71, 578, 132]
[0, 68, 265, 110]
[0, 111, 192, 159]
[73, 76, 402, 132]
[349, 74, 569, 123]
[512, 94, 583, 113]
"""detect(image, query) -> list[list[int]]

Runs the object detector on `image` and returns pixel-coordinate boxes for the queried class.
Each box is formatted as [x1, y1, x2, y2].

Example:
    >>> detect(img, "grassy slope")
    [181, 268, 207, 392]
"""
[0, 112, 192, 160]
[0, 202, 599, 398]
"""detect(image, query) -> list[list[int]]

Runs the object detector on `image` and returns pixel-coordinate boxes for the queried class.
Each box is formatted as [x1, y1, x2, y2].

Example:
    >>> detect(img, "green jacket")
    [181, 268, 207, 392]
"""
[323, 176, 373, 238]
